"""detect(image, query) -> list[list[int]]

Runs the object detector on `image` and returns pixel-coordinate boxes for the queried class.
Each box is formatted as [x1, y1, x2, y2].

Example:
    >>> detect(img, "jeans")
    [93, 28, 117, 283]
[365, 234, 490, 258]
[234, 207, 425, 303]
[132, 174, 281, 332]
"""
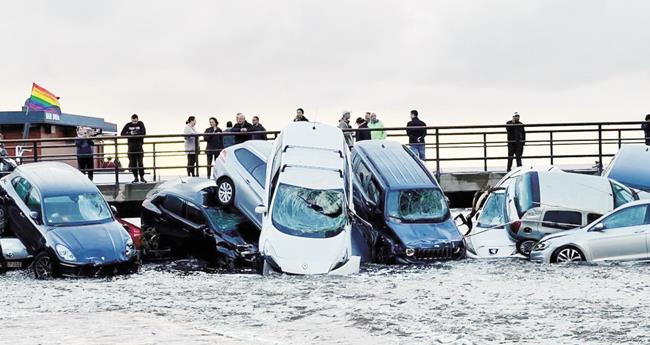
[507, 143, 524, 171]
[409, 143, 426, 160]
[128, 151, 145, 178]
[187, 154, 197, 177]
[205, 150, 219, 178]
[77, 156, 94, 181]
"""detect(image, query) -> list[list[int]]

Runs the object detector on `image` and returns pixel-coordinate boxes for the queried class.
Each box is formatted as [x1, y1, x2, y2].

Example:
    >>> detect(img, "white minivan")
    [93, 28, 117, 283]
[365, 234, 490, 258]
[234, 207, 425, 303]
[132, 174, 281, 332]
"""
[255, 122, 361, 275]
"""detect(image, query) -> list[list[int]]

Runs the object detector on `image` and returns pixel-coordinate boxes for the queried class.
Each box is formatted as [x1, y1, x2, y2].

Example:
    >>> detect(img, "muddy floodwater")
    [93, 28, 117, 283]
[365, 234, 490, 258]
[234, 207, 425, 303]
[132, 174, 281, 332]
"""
[2, 258, 650, 345]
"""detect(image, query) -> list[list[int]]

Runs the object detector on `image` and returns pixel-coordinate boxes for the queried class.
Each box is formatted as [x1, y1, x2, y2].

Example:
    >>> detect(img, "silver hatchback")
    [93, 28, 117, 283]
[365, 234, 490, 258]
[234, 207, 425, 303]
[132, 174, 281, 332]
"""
[212, 140, 272, 229]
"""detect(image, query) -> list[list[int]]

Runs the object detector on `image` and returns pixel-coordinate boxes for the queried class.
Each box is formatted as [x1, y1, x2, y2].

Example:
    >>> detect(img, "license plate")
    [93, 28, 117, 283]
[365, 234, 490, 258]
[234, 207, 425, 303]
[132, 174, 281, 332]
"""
[6, 262, 22, 268]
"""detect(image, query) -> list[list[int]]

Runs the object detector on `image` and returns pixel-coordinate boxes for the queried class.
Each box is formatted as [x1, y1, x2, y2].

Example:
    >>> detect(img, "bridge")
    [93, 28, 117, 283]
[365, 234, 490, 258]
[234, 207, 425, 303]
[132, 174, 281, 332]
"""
[1, 120, 647, 216]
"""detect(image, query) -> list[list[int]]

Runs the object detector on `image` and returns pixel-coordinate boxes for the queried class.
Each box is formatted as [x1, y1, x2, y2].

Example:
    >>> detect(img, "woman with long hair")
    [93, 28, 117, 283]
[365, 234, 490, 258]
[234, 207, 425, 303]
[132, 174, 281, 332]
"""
[184, 116, 198, 177]
[204, 117, 222, 177]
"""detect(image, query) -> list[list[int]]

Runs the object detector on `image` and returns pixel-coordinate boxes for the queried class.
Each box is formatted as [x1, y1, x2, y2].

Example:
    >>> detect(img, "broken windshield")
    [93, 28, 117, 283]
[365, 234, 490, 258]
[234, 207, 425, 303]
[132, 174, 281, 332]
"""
[271, 183, 346, 238]
[477, 192, 506, 228]
[386, 189, 448, 223]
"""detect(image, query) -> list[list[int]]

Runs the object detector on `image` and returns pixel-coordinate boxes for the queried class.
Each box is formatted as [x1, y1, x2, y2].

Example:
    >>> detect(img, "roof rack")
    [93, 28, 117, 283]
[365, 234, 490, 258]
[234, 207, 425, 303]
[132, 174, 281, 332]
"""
[281, 164, 343, 178]
[282, 145, 343, 158]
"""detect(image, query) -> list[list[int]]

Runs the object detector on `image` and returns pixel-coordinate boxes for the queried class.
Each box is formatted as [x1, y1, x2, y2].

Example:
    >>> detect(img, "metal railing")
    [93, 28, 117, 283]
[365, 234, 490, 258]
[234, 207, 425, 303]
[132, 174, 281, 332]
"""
[0, 121, 647, 191]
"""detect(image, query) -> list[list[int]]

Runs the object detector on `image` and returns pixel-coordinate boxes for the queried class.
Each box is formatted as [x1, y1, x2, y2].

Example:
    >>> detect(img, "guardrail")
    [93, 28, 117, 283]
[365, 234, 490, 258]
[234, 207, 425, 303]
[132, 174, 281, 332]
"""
[0, 121, 648, 190]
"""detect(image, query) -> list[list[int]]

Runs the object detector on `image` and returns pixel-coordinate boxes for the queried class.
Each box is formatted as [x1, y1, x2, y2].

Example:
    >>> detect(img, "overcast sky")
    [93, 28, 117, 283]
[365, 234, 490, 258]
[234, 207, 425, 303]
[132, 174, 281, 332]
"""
[1, 0, 649, 133]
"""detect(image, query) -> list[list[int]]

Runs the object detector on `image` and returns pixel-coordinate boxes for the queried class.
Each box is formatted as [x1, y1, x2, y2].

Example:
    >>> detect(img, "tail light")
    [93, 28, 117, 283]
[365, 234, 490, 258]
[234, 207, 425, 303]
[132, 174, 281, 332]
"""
[510, 220, 522, 233]
[219, 149, 227, 160]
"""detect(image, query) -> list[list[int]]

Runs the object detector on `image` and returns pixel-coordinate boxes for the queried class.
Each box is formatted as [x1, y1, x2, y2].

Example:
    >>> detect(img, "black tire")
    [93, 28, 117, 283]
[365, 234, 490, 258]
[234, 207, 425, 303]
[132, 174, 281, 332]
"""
[516, 239, 536, 257]
[552, 246, 585, 264]
[32, 251, 57, 279]
[216, 178, 235, 206]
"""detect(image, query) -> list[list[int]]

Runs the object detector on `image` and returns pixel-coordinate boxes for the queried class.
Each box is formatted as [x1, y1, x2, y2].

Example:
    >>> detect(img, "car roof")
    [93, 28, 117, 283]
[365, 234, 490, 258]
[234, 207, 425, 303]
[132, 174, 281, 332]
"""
[604, 144, 650, 192]
[535, 171, 614, 212]
[280, 122, 346, 151]
[226, 140, 273, 160]
[354, 140, 435, 189]
[155, 177, 216, 205]
[13, 162, 99, 196]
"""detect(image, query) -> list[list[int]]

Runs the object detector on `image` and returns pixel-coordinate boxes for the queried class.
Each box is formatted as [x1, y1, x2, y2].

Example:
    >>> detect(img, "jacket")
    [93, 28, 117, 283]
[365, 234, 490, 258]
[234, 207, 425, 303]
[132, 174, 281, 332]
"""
[231, 121, 254, 144]
[294, 115, 309, 122]
[368, 120, 386, 140]
[506, 120, 526, 145]
[184, 125, 198, 153]
[251, 123, 268, 140]
[75, 138, 95, 157]
[204, 127, 223, 152]
[223, 128, 235, 148]
[406, 117, 427, 144]
[356, 122, 371, 142]
[643, 122, 650, 145]
[338, 119, 353, 147]
[120, 121, 146, 151]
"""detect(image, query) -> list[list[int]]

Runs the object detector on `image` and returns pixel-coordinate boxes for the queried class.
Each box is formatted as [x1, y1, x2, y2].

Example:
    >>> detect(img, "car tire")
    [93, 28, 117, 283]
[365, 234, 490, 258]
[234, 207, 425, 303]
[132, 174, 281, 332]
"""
[141, 225, 170, 259]
[216, 178, 235, 206]
[32, 251, 57, 280]
[516, 239, 536, 257]
[552, 246, 585, 264]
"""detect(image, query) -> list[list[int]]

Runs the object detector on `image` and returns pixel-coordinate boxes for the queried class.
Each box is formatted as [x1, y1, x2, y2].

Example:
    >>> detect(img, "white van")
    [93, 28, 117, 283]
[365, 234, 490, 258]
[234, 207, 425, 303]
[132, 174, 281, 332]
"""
[255, 122, 361, 275]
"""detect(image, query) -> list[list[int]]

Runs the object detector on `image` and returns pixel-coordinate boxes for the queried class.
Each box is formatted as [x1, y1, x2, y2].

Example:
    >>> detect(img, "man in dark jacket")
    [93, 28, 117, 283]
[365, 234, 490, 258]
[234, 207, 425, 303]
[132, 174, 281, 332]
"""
[204, 117, 222, 178]
[355, 117, 370, 142]
[251, 116, 268, 140]
[120, 114, 147, 183]
[642, 114, 650, 146]
[293, 108, 309, 122]
[406, 109, 427, 159]
[75, 127, 95, 181]
[506, 112, 526, 171]
[230, 113, 254, 144]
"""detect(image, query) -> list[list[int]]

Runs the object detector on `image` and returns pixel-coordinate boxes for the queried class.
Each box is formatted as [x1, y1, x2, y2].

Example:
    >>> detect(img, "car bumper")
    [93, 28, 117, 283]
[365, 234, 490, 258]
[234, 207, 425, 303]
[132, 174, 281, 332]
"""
[58, 257, 140, 277]
[529, 250, 551, 263]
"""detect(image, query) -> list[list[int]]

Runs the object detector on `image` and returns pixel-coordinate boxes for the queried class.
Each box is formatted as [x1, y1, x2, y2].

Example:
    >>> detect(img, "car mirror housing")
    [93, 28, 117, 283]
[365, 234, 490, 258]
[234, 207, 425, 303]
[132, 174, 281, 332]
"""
[29, 211, 40, 221]
[110, 205, 118, 216]
[590, 223, 606, 232]
[255, 205, 267, 214]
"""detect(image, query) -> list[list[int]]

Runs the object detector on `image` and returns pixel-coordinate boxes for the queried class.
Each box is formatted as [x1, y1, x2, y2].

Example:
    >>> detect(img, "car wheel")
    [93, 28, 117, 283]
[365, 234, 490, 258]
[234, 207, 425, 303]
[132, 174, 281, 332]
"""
[552, 246, 585, 264]
[32, 252, 56, 279]
[141, 225, 170, 258]
[217, 178, 235, 206]
[516, 239, 536, 257]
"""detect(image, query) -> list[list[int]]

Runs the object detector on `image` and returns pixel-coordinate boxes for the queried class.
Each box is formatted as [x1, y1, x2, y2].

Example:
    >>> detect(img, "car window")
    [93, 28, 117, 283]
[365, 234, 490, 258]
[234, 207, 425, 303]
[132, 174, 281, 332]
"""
[587, 213, 602, 224]
[235, 149, 263, 172]
[251, 164, 266, 186]
[12, 177, 31, 201]
[185, 204, 207, 226]
[355, 160, 380, 203]
[542, 210, 582, 230]
[514, 172, 539, 217]
[162, 195, 184, 216]
[26, 188, 42, 214]
[610, 180, 636, 208]
[601, 205, 649, 229]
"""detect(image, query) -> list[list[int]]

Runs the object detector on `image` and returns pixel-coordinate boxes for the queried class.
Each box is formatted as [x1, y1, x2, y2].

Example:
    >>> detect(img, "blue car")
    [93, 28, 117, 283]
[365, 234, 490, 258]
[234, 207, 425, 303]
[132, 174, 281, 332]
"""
[0, 162, 139, 279]
[351, 140, 465, 263]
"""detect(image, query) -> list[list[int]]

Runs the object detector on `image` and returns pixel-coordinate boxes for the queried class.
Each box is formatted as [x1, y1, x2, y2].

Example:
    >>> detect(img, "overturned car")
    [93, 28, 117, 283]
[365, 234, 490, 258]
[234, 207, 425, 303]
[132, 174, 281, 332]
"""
[141, 177, 260, 268]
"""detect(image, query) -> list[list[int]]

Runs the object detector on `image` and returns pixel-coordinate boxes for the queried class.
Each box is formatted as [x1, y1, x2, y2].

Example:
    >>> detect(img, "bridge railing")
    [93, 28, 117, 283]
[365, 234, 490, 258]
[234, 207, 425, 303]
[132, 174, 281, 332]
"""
[0, 121, 647, 189]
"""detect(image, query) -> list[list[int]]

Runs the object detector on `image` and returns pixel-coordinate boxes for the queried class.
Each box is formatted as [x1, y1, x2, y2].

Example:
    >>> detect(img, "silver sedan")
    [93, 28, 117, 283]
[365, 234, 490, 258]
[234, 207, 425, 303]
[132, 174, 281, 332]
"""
[212, 140, 272, 229]
[530, 199, 650, 264]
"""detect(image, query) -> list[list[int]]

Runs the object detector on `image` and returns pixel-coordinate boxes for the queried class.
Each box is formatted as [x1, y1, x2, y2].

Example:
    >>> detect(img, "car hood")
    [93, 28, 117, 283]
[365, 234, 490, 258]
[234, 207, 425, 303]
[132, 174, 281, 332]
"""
[47, 221, 130, 265]
[263, 229, 350, 275]
[387, 218, 463, 248]
[541, 228, 582, 242]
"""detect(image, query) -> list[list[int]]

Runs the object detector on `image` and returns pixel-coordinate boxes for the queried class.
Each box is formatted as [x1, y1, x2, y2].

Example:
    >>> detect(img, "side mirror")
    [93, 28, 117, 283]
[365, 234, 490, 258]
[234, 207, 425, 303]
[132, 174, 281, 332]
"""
[110, 205, 118, 216]
[591, 223, 606, 232]
[29, 211, 40, 221]
[255, 205, 267, 214]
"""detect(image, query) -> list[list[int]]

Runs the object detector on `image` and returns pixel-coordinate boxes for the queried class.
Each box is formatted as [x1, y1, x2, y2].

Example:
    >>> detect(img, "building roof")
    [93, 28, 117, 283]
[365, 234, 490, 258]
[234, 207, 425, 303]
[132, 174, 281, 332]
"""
[0, 110, 117, 133]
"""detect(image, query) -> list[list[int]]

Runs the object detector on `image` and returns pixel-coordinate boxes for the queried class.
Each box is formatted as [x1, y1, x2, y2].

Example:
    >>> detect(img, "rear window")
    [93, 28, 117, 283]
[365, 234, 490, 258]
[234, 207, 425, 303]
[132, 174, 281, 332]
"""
[611, 180, 636, 208]
[587, 213, 602, 224]
[163, 195, 184, 216]
[514, 172, 540, 217]
[542, 210, 582, 230]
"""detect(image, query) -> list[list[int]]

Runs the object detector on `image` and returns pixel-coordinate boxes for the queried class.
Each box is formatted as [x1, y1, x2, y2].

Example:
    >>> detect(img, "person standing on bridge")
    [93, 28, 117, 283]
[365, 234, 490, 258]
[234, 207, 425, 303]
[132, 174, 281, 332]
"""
[75, 126, 95, 181]
[506, 112, 526, 172]
[184, 116, 198, 177]
[121, 114, 147, 183]
[204, 117, 222, 178]
[642, 114, 650, 146]
[338, 111, 353, 147]
[231, 113, 253, 144]
[355, 117, 370, 142]
[368, 113, 386, 140]
[406, 110, 427, 160]
[223, 121, 235, 148]
[251, 116, 268, 140]
[294, 108, 309, 122]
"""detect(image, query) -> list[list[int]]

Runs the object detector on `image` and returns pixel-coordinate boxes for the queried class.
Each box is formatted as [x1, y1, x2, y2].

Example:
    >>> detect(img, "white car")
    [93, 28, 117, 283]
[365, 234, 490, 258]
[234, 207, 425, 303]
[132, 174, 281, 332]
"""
[530, 199, 650, 264]
[255, 122, 360, 275]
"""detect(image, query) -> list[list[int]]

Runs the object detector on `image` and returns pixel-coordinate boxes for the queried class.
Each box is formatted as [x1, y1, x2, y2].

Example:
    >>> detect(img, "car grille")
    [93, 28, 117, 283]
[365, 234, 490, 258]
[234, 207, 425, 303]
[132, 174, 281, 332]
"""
[414, 247, 454, 261]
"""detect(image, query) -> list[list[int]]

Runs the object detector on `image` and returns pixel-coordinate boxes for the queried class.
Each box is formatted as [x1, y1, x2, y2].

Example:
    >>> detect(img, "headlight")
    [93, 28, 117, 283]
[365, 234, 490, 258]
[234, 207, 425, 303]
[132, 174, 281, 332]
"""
[125, 237, 135, 257]
[532, 241, 549, 251]
[56, 244, 76, 261]
[404, 248, 415, 257]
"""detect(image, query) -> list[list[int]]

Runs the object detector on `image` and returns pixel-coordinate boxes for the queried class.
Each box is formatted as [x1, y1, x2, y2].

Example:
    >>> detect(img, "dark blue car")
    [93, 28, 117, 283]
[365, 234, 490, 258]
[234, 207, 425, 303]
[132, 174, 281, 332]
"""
[0, 162, 139, 278]
[351, 140, 465, 263]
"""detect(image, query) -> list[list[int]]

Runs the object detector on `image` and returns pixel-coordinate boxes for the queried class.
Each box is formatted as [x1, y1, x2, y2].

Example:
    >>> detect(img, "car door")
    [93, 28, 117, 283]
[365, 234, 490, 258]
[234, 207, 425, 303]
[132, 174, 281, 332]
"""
[183, 203, 215, 260]
[233, 148, 264, 223]
[158, 194, 188, 240]
[6, 177, 44, 253]
[587, 205, 649, 261]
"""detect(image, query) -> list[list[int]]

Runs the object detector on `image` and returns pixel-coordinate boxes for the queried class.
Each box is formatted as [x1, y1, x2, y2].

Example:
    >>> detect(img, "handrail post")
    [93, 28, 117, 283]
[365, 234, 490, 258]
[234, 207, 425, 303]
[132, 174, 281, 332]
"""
[549, 132, 554, 165]
[114, 137, 119, 193]
[32, 141, 38, 162]
[152, 143, 157, 182]
[435, 128, 441, 180]
[194, 133, 200, 177]
[482, 133, 487, 172]
[597, 124, 603, 173]
[618, 129, 622, 148]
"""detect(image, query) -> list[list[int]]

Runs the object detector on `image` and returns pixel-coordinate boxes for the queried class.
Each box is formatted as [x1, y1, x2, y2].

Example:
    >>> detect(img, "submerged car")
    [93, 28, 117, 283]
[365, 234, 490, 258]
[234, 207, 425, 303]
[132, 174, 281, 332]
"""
[351, 140, 464, 263]
[602, 144, 650, 197]
[256, 122, 361, 275]
[505, 170, 638, 256]
[0, 238, 32, 273]
[141, 177, 259, 268]
[212, 140, 272, 228]
[531, 199, 650, 264]
[0, 162, 139, 279]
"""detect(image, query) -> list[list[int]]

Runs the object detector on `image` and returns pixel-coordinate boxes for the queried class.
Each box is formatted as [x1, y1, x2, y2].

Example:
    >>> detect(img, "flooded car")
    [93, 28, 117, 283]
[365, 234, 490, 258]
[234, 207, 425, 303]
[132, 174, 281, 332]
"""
[141, 177, 259, 268]
[0, 162, 139, 279]
[351, 140, 464, 263]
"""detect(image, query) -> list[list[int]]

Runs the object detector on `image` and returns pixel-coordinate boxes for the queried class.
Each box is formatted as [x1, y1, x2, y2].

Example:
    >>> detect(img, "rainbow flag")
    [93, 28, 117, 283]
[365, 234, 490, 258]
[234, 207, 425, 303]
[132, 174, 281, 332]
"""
[27, 83, 61, 114]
